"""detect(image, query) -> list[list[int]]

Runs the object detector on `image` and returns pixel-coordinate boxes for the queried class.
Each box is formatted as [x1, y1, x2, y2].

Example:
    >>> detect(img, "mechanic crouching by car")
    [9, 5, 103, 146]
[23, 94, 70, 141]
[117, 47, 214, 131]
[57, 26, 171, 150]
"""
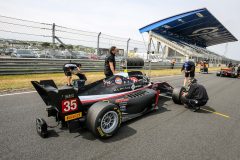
[104, 46, 118, 78]
[181, 78, 209, 112]
[63, 62, 84, 86]
[181, 60, 196, 86]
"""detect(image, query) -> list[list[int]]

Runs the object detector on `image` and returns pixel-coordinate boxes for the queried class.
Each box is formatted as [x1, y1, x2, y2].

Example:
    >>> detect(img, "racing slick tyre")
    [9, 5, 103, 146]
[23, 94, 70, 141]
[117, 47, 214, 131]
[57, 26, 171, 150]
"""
[124, 58, 144, 69]
[172, 87, 186, 104]
[231, 73, 238, 78]
[205, 68, 208, 74]
[86, 102, 122, 138]
[219, 72, 223, 77]
[36, 118, 48, 138]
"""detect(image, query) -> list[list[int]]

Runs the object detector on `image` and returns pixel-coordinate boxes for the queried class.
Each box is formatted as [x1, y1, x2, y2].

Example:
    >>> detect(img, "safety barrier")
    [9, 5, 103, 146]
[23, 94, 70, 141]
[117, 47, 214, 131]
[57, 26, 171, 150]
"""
[0, 58, 183, 75]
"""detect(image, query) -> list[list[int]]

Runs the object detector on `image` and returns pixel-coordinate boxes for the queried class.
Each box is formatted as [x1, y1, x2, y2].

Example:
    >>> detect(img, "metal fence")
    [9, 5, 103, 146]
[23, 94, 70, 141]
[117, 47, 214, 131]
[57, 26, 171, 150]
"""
[0, 58, 183, 75]
[0, 14, 147, 59]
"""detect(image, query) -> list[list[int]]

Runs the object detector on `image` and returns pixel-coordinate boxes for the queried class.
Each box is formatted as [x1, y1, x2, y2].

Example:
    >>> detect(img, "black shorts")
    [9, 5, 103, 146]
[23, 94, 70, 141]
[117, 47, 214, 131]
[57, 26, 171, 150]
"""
[105, 73, 113, 79]
[63, 67, 72, 77]
[185, 71, 195, 78]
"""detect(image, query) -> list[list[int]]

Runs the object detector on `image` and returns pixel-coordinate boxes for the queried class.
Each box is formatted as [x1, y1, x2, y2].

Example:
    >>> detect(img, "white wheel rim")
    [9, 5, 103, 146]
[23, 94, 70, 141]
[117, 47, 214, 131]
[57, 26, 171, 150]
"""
[36, 120, 42, 133]
[101, 111, 118, 134]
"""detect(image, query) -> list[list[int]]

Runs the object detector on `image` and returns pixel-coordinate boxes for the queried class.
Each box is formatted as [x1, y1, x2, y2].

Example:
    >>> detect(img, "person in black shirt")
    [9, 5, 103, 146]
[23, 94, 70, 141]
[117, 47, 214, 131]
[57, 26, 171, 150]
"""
[181, 78, 209, 112]
[181, 60, 195, 86]
[237, 64, 240, 76]
[104, 46, 118, 78]
[228, 62, 233, 68]
[63, 63, 81, 86]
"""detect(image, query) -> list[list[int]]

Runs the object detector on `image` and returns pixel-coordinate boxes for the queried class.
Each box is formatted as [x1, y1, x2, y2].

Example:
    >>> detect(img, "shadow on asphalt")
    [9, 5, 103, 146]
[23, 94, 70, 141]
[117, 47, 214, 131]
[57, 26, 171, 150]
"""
[198, 106, 216, 113]
[71, 97, 171, 142]
[100, 106, 170, 143]
[47, 130, 60, 138]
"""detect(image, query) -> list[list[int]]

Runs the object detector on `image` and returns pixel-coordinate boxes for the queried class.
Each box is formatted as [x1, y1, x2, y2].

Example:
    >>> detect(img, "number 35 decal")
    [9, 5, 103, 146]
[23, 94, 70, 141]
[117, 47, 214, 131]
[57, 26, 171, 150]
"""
[62, 98, 78, 113]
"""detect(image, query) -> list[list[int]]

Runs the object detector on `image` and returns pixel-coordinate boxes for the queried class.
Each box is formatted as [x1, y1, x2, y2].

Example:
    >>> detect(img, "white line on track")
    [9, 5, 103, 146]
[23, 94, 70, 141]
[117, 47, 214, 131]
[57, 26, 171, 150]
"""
[0, 91, 36, 97]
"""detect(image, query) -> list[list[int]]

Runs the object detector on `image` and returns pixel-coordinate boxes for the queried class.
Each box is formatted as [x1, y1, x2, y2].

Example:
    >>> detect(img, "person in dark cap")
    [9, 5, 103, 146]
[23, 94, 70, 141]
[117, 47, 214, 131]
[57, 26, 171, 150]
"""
[181, 78, 209, 112]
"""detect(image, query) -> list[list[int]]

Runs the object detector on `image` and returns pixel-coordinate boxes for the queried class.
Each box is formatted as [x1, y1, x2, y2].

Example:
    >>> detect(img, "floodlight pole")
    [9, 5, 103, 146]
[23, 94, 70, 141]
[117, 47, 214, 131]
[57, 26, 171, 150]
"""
[52, 23, 56, 50]
[97, 32, 101, 55]
[147, 31, 153, 78]
[126, 38, 130, 58]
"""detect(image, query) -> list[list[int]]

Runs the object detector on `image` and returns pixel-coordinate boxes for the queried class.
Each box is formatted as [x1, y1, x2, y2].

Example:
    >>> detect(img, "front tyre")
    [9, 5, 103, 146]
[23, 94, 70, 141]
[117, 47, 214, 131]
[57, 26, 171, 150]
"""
[87, 102, 122, 138]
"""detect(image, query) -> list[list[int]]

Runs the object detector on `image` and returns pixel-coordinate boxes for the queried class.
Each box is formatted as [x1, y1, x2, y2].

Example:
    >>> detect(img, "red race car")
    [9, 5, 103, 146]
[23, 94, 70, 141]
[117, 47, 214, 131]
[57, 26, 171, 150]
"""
[216, 67, 239, 78]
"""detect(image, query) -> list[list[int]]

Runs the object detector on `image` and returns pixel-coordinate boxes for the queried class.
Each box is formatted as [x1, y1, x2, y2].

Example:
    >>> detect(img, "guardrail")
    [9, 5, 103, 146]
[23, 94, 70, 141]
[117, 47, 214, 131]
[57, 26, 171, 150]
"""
[0, 58, 183, 75]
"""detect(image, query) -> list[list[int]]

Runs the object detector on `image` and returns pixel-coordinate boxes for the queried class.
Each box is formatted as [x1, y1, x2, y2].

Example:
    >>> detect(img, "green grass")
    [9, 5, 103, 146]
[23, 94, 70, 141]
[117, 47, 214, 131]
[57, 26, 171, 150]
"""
[0, 67, 220, 92]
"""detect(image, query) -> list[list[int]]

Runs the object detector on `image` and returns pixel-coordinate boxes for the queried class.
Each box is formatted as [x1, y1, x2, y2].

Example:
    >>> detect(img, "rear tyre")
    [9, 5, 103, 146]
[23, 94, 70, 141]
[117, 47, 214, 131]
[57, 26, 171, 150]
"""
[36, 118, 48, 138]
[172, 87, 186, 104]
[86, 102, 122, 138]
[231, 73, 238, 78]
[219, 72, 223, 77]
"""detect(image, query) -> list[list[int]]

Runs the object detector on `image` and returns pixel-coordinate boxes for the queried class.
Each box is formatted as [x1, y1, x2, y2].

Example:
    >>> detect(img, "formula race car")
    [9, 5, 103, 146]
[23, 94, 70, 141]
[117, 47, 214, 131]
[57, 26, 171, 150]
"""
[216, 68, 239, 78]
[32, 71, 173, 138]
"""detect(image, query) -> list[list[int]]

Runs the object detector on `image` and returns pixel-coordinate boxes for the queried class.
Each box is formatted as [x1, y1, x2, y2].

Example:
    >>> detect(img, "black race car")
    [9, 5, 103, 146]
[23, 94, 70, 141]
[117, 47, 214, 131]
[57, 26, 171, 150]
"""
[32, 71, 173, 138]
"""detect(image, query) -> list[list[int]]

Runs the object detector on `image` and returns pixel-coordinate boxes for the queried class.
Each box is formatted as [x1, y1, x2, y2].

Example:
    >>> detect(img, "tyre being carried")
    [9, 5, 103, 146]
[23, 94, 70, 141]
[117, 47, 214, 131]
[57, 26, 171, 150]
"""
[121, 58, 144, 69]
[172, 78, 209, 112]
[172, 87, 186, 104]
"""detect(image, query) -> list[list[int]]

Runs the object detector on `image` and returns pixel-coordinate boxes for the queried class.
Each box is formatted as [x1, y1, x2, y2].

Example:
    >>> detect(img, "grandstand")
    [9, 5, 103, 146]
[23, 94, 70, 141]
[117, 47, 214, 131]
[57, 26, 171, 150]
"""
[139, 8, 238, 65]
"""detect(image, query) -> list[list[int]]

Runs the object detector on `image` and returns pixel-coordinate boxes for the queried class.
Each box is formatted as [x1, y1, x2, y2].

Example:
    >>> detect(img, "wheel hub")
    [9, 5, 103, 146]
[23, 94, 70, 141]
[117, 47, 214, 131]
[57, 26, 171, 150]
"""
[101, 111, 118, 134]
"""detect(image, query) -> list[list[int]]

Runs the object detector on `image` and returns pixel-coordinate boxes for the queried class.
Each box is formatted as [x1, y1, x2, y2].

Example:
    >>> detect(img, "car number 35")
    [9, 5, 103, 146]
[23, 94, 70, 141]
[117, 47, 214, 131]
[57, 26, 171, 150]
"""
[62, 98, 78, 113]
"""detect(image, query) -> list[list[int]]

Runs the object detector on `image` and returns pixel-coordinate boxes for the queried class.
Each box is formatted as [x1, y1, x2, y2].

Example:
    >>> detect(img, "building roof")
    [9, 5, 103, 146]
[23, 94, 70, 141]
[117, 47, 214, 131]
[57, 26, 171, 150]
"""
[139, 8, 238, 47]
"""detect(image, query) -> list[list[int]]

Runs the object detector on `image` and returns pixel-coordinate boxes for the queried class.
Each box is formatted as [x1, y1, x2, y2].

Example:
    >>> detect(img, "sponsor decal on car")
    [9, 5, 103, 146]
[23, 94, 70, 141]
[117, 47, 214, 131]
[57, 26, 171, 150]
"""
[65, 112, 82, 121]
[115, 77, 123, 85]
[97, 126, 105, 137]
[130, 77, 138, 83]
[131, 84, 136, 90]
[115, 98, 129, 103]
[62, 98, 78, 113]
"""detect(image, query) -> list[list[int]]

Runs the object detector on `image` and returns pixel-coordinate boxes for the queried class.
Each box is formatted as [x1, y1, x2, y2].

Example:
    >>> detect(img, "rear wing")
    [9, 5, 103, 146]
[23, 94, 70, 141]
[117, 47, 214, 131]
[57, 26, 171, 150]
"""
[31, 80, 58, 106]
[31, 80, 80, 112]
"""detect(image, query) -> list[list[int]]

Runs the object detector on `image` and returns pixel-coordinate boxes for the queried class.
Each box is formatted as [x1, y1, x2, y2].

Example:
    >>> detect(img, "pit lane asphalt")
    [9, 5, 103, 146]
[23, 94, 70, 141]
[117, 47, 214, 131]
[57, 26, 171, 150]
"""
[1, 73, 240, 160]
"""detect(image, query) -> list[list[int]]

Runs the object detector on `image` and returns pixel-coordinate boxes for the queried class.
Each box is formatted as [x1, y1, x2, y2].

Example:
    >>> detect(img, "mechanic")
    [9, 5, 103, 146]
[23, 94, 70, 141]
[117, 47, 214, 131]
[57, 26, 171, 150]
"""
[104, 46, 118, 78]
[171, 58, 176, 69]
[228, 62, 233, 68]
[181, 60, 195, 86]
[181, 78, 209, 112]
[238, 64, 240, 75]
[63, 63, 82, 86]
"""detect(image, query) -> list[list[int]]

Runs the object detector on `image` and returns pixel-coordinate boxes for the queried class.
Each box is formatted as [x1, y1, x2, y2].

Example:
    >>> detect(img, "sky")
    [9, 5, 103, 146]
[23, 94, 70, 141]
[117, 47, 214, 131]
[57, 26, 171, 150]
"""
[0, 0, 239, 60]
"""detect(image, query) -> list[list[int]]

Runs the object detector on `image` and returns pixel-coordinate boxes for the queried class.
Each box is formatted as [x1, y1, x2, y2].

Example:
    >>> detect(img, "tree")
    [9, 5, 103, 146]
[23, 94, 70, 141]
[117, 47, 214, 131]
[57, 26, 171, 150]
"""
[67, 45, 73, 50]
[41, 42, 50, 48]
[59, 44, 65, 50]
